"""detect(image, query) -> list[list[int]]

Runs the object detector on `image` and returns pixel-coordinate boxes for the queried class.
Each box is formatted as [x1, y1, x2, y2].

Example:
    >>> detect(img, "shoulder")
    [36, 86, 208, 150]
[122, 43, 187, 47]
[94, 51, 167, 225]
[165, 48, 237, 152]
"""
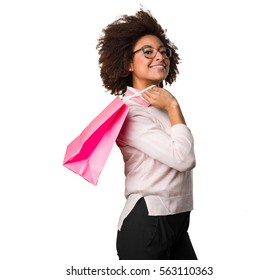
[125, 99, 150, 117]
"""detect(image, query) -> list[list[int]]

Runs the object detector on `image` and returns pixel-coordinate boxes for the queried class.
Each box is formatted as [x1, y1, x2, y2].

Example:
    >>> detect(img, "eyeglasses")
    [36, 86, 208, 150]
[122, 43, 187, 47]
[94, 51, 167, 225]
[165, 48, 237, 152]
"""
[133, 46, 172, 59]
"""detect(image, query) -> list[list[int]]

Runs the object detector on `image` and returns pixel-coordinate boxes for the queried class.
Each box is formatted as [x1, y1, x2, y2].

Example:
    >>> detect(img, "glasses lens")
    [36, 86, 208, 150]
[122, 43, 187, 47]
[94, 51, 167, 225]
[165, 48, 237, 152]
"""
[141, 46, 172, 59]
[165, 48, 172, 58]
[142, 47, 156, 58]
[159, 47, 172, 58]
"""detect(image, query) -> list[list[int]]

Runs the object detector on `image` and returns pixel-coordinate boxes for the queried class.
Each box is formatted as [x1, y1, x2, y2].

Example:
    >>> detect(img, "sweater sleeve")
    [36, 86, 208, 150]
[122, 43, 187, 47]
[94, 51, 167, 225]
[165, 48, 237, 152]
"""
[117, 106, 196, 172]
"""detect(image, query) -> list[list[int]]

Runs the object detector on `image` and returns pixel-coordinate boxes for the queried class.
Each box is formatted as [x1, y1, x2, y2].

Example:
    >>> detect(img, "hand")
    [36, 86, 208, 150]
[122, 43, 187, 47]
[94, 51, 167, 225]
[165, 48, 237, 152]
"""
[142, 87, 179, 111]
[142, 86, 186, 125]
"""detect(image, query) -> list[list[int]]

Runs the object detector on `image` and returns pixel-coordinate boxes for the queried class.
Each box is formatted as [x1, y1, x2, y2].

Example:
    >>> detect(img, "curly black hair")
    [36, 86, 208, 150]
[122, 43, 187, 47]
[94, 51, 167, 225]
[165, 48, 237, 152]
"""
[96, 9, 180, 96]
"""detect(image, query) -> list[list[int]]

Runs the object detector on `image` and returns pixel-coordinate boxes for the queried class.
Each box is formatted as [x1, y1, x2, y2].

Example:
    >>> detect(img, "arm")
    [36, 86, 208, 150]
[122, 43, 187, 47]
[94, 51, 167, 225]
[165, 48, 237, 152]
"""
[117, 105, 195, 172]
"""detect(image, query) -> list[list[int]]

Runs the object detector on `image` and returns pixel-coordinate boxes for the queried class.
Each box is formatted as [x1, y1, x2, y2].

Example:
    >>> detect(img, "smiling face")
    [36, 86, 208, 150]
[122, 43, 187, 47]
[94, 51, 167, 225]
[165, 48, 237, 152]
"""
[129, 34, 170, 90]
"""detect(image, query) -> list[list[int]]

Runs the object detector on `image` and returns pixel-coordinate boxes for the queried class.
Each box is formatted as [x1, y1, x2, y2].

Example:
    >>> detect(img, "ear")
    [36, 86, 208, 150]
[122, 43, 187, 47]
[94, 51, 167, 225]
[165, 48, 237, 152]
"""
[129, 61, 134, 72]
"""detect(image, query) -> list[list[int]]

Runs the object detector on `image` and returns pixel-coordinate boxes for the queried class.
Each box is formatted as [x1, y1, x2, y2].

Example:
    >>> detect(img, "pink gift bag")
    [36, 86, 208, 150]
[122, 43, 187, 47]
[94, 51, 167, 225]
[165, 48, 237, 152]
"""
[63, 96, 128, 185]
[63, 85, 154, 185]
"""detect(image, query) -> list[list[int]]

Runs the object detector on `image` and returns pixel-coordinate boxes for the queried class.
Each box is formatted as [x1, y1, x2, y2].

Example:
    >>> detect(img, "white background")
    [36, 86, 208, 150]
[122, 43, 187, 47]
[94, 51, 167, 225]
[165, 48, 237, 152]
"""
[1, 0, 278, 279]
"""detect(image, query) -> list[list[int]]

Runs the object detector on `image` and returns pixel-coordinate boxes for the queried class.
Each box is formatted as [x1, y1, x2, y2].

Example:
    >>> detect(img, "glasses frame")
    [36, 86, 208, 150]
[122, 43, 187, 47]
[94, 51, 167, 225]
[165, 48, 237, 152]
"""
[133, 45, 172, 59]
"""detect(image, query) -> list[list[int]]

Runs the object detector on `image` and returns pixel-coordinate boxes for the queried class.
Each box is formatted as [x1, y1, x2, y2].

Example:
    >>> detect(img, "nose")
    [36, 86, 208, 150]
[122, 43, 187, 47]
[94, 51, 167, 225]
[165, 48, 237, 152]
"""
[154, 50, 164, 60]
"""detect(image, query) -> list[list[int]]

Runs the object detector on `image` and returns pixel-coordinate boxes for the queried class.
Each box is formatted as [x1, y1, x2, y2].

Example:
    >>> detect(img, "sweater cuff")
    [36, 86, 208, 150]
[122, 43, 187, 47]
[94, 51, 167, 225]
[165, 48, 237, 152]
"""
[171, 123, 193, 137]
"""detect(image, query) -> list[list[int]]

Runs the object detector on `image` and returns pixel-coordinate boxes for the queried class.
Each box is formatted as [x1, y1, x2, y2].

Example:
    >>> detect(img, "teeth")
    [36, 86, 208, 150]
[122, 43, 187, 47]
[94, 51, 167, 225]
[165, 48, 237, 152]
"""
[150, 65, 164, 68]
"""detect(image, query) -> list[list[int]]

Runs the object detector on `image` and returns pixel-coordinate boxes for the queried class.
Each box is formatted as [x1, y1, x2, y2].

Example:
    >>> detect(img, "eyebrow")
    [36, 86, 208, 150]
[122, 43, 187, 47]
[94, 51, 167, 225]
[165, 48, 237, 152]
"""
[141, 44, 165, 49]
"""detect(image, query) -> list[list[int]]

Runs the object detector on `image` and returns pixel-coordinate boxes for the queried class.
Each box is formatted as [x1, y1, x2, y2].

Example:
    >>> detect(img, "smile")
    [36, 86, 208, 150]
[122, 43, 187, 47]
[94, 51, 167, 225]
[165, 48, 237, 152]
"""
[149, 64, 166, 69]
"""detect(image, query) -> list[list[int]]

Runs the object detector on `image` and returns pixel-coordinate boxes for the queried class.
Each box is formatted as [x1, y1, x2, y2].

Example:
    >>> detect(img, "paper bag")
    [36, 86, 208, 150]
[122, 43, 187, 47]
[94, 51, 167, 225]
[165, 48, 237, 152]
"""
[63, 97, 128, 185]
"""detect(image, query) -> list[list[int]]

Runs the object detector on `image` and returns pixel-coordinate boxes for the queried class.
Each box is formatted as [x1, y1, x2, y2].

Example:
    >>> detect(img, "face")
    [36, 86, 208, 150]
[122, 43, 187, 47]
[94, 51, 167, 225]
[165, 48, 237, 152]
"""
[129, 34, 170, 90]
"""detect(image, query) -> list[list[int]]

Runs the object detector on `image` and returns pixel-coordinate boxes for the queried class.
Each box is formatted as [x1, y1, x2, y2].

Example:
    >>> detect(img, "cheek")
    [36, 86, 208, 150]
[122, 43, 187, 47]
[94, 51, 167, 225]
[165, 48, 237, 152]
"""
[132, 59, 148, 73]
[166, 63, 171, 75]
[129, 57, 142, 72]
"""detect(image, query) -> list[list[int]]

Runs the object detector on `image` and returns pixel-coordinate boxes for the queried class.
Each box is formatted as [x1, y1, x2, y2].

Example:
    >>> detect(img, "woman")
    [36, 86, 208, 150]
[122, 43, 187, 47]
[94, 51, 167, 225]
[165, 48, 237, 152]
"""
[97, 9, 197, 260]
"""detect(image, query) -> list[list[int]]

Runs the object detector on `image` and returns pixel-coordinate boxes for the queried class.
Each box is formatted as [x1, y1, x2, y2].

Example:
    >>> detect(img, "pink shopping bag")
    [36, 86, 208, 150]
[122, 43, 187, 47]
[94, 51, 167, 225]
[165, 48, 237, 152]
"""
[63, 85, 154, 185]
[63, 96, 128, 185]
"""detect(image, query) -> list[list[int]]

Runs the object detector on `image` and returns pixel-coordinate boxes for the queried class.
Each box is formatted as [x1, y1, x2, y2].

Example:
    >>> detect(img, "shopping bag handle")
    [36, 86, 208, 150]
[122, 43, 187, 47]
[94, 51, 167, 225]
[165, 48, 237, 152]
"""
[123, 85, 156, 102]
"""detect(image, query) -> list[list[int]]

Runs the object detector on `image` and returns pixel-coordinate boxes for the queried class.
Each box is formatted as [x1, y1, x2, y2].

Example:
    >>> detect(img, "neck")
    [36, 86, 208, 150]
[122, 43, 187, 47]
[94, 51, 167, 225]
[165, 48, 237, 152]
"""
[132, 82, 160, 91]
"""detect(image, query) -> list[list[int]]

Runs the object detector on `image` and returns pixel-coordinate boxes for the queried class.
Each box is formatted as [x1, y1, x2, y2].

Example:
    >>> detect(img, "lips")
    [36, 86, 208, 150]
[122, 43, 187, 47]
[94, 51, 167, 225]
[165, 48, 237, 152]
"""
[149, 63, 166, 69]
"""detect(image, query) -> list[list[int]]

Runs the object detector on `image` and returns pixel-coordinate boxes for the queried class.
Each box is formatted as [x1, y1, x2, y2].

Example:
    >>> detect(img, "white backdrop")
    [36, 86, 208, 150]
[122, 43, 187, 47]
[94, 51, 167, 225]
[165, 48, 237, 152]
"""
[1, 0, 278, 279]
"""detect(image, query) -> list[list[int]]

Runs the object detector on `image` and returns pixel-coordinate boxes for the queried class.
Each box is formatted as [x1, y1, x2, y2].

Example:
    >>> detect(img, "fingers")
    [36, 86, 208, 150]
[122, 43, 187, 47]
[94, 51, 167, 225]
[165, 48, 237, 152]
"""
[141, 90, 151, 101]
[141, 87, 172, 110]
[144, 87, 162, 98]
[142, 90, 159, 103]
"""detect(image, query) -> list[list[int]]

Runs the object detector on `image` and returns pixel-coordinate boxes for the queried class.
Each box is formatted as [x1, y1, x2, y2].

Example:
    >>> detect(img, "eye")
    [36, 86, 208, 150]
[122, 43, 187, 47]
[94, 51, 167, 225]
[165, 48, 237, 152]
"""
[162, 47, 172, 58]
[143, 47, 155, 55]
